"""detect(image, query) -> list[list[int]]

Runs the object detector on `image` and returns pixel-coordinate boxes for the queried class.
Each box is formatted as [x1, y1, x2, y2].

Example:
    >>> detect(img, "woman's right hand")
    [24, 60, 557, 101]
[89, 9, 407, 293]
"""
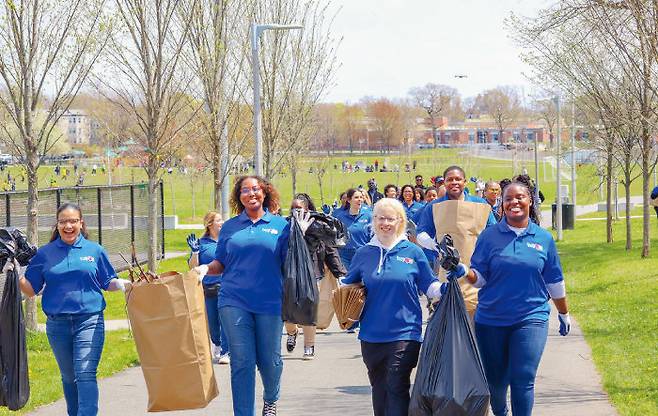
[186, 233, 200, 253]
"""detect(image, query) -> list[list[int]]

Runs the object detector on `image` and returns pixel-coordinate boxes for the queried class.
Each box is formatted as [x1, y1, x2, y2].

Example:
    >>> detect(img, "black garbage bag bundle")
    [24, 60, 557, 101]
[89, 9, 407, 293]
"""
[0, 228, 36, 410]
[282, 216, 319, 326]
[409, 277, 490, 416]
[305, 211, 349, 248]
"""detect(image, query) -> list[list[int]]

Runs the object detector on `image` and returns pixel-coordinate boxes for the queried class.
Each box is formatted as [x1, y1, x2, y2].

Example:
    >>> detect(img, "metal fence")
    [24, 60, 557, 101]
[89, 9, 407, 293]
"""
[1, 182, 165, 271]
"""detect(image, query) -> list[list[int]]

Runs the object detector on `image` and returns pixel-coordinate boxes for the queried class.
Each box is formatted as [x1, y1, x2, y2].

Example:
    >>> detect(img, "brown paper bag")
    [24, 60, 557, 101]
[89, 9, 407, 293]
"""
[316, 268, 339, 330]
[125, 270, 219, 412]
[433, 200, 492, 317]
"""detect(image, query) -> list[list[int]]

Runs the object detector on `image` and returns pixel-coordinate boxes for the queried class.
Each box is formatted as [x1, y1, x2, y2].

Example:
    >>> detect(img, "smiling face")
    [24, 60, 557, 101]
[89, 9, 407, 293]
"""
[210, 214, 223, 236]
[402, 186, 414, 203]
[57, 207, 84, 245]
[425, 189, 438, 202]
[385, 187, 397, 198]
[484, 182, 501, 205]
[503, 184, 532, 227]
[373, 205, 402, 240]
[239, 177, 265, 214]
[349, 190, 364, 210]
[444, 169, 466, 200]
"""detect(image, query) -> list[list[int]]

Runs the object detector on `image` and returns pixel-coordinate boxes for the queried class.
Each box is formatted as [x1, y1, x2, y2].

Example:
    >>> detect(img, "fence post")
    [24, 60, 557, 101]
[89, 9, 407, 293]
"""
[97, 188, 102, 245]
[160, 180, 165, 258]
[56, 189, 61, 208]
[5, 194, 10, 226]
[130, 185, 135, 243]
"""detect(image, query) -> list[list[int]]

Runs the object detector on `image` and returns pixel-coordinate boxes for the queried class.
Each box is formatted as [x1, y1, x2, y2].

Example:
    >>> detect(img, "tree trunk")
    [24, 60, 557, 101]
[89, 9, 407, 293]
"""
[213, 141, 222, 212]
[24, 150, 39, 331]
[641, 132, 650, 258]
[623, 171, 632, 250]
[147, 162, 159, 272]
[605, 146, 613, 243]
[290, 162, 297, 196]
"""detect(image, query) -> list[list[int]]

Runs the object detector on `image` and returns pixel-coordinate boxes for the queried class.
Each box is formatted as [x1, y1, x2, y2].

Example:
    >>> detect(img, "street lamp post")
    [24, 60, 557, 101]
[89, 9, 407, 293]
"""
[555, 95, 563, 241]
[252, 23, 303, 177]
[571, 100, 576, 205]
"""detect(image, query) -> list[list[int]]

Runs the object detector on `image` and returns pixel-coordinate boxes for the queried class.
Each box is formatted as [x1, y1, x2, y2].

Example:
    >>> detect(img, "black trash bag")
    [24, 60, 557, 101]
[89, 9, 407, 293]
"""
[409, 278, 490, 416]
[0, 228, 34, 410]
[282, 216, 319, 326]
[306, 211, 349, 248]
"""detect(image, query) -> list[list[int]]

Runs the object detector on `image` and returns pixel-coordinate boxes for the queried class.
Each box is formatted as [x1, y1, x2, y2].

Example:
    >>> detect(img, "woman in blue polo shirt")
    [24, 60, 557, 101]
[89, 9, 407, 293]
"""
[342, 198, 444, 416]
[197, 176, 303, 416]
[333, 188, 372, 269]
[187, 211, 229, 364]
[18, 203, 131, 416]
[449, 181, 571, 416]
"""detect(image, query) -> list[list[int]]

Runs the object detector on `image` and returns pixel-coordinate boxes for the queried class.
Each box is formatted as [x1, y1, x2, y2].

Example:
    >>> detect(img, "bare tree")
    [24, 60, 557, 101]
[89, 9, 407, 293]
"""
[186, 0, 252, 216]
[475, 86, 522, 143]
[254, 0, 340, 180]
[409, 83, 457, 148]
[0, 0, 109, 330]
[98, 0, 201, 270]
[366, 98, 403, 153]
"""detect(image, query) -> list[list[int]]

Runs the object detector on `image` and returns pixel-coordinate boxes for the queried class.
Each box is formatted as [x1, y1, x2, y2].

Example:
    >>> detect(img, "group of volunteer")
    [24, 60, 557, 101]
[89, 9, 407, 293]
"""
[11, 164, 571, 416]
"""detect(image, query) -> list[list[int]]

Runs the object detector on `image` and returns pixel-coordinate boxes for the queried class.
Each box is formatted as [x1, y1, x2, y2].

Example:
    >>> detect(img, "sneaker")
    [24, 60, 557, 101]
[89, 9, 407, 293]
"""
[303, 346, 315, 360]
[286, 331, 298, 352]
[218, 353, 230, 365]
[212, 344, 222, 361]
[262, 401, 277, 416]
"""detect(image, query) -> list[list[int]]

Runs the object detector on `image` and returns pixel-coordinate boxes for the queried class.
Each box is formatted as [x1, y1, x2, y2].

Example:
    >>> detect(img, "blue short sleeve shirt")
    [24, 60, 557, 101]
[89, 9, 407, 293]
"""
[215, 210, 290, 315]
[191, 236, 222, 285]
[343, 240, 438, 343]
[416, 194, 497, 239]
[25, 235, 117, 315]
[470, 219, 564, 326]
[334, 206, 373, 251]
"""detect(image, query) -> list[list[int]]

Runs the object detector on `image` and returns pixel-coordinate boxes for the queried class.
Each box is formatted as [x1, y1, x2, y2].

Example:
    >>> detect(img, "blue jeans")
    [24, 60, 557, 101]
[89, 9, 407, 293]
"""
[219, 306, 283, 416]
[475, 319, 549, 416]
[204, 293, 229, 355]
[46, 312, 105, 416]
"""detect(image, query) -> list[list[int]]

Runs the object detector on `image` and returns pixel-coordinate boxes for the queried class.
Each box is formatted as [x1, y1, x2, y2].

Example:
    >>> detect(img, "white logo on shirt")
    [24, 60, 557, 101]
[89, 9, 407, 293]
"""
[395, 256, 414, 265]
[80, 256, 95, 262]
[527, 242, 544, 252]
[262, 228, 279, 235]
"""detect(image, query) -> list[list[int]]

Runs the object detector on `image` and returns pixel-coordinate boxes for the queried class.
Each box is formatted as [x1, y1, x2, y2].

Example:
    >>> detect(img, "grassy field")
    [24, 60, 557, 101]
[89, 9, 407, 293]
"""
[2, 148, 647, 224]
[556, 219, 658, 416]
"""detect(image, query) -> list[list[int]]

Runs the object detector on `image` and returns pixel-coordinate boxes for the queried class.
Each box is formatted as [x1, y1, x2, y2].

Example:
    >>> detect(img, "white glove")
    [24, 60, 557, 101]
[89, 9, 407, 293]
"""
[2, 259, 16, 274]
[293, 209, 315, 235]
[558, 312, 571, 336]
[193, 265, 209, 282]
[109, 278, 132, 293]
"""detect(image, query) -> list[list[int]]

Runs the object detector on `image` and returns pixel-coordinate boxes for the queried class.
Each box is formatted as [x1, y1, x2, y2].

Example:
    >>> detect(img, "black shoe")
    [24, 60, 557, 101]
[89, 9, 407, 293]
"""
[286, 331, 297, 352]
[263, 401, 277, 416]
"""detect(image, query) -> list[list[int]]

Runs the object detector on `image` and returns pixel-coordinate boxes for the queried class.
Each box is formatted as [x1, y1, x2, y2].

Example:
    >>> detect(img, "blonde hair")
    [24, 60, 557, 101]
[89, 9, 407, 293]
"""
[372, 198, 408, 238]
[203, 211, 221, 236]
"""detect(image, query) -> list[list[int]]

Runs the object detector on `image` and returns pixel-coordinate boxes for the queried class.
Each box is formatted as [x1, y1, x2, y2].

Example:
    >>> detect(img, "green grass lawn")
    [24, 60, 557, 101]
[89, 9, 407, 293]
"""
[557, 219, 658, 416]
[3, 148, 646, 224]
[0, 330, 138, 416]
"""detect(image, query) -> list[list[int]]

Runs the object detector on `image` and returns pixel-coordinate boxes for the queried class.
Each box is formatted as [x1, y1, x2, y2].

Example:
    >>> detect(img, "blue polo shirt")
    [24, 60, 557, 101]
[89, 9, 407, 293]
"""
[333, 206, 373, 252]
[416, 194, 497, 239]
[343, 239, 438, 343]
[25, 235, 117, 315]
[215, 210, 290, 315]
[470, 219, 564, 326]
[402, 200, 424, 222]
[190, 236, 222, 286]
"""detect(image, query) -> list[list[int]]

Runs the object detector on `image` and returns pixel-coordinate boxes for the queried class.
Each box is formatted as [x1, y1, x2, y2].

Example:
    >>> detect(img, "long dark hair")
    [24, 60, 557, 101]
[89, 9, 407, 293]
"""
[230, 175, 280, 215]
[292, 193, 316, 211]
[501, 180, 540, 225]
[344, 188, 362, 210]
[50, 203, 89, 242]
[398, 184, 415, 203]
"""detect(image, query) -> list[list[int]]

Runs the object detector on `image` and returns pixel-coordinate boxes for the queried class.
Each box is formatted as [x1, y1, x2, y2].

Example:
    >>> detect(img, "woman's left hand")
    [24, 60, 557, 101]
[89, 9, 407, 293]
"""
[293, 209, 315, 235]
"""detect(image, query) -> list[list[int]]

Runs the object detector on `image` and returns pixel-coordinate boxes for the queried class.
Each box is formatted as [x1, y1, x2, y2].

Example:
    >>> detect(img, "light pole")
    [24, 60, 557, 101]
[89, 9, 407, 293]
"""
[252, 23, 303, 177]
[571, 100, 576, 205]
[554, 95, 563, 241]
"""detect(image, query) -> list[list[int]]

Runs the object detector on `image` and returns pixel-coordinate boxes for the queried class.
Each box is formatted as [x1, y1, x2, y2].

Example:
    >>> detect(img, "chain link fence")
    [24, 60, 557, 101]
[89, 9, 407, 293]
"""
[1, 182, 164, 271]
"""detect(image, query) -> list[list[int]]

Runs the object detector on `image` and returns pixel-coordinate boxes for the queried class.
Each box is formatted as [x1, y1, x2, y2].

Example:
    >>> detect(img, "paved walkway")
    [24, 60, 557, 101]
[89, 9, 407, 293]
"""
[28, 306, 618, 415]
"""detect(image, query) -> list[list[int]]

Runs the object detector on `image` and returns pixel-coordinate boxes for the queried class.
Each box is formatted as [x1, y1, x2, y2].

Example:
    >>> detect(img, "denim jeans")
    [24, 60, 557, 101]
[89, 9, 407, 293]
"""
[475, 319, 549, 416]
[46, 312, 105, 416]
[361, 340, 421, 416]
[219, 306, 283, 416]
[204, 293, 229, 355]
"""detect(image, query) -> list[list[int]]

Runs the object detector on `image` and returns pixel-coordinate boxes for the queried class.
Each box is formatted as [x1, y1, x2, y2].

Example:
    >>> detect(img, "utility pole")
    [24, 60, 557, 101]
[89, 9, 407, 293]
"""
[571, 100, 576, 205]
[555, 95, 563, 241]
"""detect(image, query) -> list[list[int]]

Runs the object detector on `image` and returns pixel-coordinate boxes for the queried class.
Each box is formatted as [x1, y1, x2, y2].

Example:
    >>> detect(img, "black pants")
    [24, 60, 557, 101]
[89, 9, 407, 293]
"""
[361, 340, 421, 416]
[654, 206, 658, 220]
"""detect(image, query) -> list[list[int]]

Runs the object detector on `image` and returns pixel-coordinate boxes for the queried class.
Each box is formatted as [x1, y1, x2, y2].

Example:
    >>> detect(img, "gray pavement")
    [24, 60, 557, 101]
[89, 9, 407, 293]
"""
[28, 305, 618, 416]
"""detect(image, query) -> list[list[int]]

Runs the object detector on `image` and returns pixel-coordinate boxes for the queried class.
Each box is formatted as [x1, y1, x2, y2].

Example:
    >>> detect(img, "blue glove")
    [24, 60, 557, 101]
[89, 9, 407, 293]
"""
[447, 263, 469, 281]
[186, 233, 200, 253]
[321, 204, 331, 214]
[558, 312, 571, 336]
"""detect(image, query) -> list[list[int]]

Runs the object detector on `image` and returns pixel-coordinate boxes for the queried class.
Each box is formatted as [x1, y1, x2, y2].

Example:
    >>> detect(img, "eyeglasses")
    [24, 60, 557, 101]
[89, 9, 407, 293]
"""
[240, 186, 262, 195]
[375, 215, 400, 224]
[57, 219, 81, 225]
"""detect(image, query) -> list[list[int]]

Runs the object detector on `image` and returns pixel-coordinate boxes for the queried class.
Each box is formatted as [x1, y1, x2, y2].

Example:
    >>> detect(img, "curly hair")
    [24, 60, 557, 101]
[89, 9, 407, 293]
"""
[230, 175, 280, 215]
[398, 184, 415, 202]
[501, 179, 540, 225]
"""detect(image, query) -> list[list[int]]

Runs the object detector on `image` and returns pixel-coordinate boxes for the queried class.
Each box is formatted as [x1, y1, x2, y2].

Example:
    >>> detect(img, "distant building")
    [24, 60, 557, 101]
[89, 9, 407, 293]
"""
[58, 109, 101, 145]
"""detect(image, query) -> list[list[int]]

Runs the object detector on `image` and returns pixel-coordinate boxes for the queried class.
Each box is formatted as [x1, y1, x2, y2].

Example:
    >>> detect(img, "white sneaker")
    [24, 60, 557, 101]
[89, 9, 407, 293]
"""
[218, 354, 230, 364]
[212, 344, 222, 361]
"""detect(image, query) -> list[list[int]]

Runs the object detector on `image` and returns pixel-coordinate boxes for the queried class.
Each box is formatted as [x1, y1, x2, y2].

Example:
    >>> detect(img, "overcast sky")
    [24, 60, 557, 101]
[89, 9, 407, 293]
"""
[324, 0, 553, 103]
